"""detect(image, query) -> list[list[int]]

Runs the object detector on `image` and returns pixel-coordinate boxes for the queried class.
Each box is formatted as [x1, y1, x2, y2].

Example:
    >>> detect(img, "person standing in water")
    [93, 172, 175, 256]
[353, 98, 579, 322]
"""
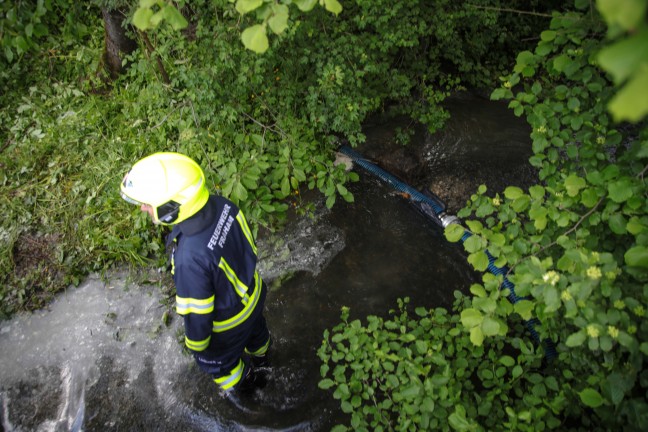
[120, 152, 271, 399]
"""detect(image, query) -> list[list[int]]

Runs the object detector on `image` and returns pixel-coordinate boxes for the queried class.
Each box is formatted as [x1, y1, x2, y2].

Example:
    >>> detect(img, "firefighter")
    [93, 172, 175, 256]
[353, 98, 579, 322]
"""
[120, 152, 271, 398]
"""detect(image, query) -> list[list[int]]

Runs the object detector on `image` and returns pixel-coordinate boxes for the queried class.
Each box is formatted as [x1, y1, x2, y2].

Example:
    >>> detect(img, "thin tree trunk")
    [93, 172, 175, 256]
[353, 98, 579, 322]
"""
[101, 8, 137, 80]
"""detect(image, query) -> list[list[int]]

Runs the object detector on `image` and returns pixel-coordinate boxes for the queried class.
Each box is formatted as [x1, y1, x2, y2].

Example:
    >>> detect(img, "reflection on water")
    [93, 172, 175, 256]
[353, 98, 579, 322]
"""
[0, 95, 532, 431]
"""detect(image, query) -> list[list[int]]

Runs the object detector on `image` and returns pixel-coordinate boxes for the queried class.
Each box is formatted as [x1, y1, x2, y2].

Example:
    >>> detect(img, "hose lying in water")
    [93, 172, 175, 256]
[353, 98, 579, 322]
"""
[338, 145, 557, 360]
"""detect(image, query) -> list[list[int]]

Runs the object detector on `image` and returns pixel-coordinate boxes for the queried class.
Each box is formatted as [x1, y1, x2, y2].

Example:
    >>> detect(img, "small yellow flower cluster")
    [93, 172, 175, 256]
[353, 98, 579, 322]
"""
[543, 271, 560, 286]
[536, 125, 547, 134]
[561, 290, 572, 302]
[587, 325, 599, 338]
[634, 305, 645, 317]
[607, 326, 619, 339]
[596, 136, 605, 145]
[614, 300, 626, 309]
[591, 252, 600, 262]
[586, 266, 602, 280]
[492, 197, 501, 206]
[504, 81, 512, 89]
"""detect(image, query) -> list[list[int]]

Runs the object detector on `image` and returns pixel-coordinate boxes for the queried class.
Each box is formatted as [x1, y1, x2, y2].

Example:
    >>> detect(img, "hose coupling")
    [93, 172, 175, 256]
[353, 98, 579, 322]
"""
[439, 213, 460, 228]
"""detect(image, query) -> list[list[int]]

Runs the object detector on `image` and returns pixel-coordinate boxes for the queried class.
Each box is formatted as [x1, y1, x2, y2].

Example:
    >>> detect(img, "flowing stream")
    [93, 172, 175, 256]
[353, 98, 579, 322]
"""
[0, 94, 533, 431]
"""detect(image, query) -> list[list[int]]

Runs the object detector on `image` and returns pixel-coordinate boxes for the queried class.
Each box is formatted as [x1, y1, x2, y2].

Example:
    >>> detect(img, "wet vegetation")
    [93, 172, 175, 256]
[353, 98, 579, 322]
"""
[2, 0, 647, 431]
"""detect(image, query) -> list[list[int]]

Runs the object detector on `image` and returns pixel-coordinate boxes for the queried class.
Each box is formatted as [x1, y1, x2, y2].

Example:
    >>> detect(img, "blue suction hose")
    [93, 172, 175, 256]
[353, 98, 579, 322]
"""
[339, 145, 557, 360]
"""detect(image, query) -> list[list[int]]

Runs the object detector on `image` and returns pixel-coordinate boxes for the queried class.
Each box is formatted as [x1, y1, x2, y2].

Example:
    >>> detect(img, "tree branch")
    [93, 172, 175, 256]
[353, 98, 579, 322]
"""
[140, 31, 170, 85]
[466, 4, 553, 18]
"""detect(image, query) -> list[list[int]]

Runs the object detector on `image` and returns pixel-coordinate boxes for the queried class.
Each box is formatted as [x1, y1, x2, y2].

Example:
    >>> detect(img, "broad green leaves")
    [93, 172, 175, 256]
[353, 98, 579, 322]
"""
[241, 24, 269, 53]
[234, 0, 343, 53]
[477, 4, 648, 430]
[579, 388, 605, 408]
[132, 0, 188, 31]
[596, 1, 648, 122]
[131, 0, 343, 53]
[236, 0, 264, 14]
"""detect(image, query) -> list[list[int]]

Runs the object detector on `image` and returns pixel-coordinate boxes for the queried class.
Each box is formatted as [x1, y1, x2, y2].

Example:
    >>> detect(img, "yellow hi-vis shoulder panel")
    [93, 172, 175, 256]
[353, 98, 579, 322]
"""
[176, 295, 215, 315]
[218, 257, 250, 305]
[236, 212, 257, 255]
[212, 271, 262, 333]
[213, 358, 245, 390]
[185, 334, 210, 351]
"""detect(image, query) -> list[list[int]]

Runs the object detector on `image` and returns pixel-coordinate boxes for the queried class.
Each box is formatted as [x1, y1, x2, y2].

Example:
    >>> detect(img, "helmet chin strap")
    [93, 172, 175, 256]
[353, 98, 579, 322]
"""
[156, 200, 181, 224]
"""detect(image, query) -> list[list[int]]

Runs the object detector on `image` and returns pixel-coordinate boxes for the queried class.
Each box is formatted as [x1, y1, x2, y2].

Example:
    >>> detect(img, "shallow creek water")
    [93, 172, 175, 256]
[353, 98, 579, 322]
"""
[0, 94, 533, 431]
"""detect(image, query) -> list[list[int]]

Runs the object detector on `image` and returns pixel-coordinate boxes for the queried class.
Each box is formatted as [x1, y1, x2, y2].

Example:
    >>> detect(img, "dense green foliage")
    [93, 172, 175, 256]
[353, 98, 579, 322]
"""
[0, 0, 545, 317]
[319, 1, 648, 431]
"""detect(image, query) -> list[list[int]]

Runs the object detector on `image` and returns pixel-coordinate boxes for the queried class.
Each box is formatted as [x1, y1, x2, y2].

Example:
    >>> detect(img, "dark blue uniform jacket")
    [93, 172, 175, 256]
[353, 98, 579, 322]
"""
[167, 195, 262, 356]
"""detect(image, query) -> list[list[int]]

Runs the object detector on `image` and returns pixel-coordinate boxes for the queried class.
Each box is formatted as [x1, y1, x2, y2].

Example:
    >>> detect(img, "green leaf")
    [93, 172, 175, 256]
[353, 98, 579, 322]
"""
[460, 308, 483, 328]
[470, 284, 487, 298]
[324, 0, 343, 15]
[581, 188, 600, 207]
[579, 388, 605, 408]
[449, 405, 474, 431]
[607, 178, 634, 202]
[464, 235, 483, 253]
[511, 195, 530, 212]
[470, 326, 484, 346]
[294, 0, 318, 12]
[326, 194, 336, 209]
[132, 7, 154, 30]
[268, 4, 289, 34]
[553, 54, 571, 72]
[416, 340, 428, 354]
[499, 355, 515, 367]
[491, 88, 507, 100]
[466, 220, 483, 233]
[625, 246, 648, 268]
[163, 4, 188, 30]
[231, 181, 248, 202]
[565, 331, 586, 347]
[280, 176, 290, 197]
[608, 64, 648, 122]
[336, 183, 348, 196]
[529, 185, 545, 200]
[608, 214, 627, 234]
[481, 316, 500, 336]
[597, 0, 647, 31]
[241, 24, 269, 53]
[468, 251, 489, 272]
[627, 217, 646, 235]
[445, 224, 465, 242]
[236, 0, 264, 14]
[319, 379, 335, 389]
[514, 300, 534, 320]
[541, 30, 556, 41]
[421, 397, 435, 413]
[504, 186, 524, 199]
[565, 174, 586, 196]
[597, 29, 648, 84]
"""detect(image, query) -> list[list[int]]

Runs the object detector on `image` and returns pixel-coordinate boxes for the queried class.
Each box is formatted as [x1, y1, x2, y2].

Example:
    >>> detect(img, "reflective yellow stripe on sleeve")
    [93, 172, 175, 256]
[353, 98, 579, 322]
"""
[213, 271, 262, 333]
[218, 257, 250, 305]
[214, 358, 245, 390]
[185, 334, 210, 351]
[176, 295, 215, 315]
[236, 212, 257, 255]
